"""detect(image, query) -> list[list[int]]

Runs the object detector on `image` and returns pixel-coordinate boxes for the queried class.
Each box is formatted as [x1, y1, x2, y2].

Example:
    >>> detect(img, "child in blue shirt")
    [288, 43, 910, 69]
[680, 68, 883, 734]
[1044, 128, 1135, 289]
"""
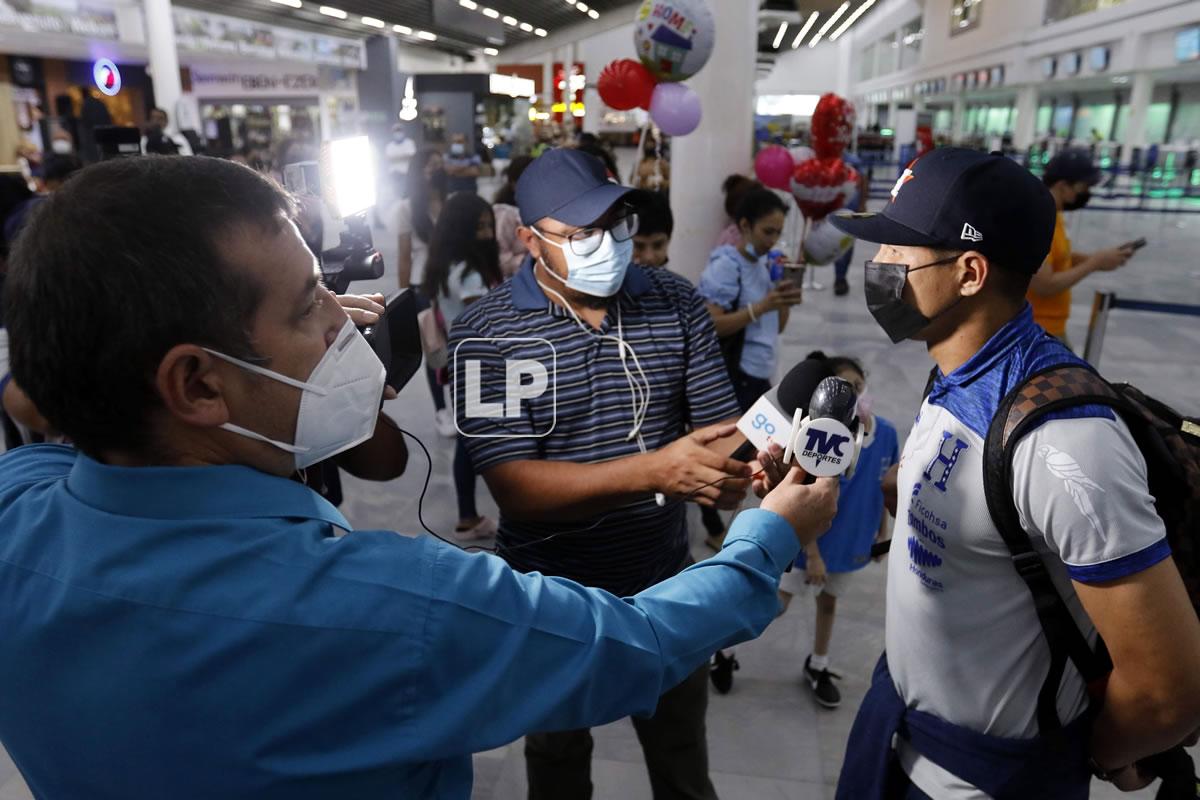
[779, 351, 898, 709]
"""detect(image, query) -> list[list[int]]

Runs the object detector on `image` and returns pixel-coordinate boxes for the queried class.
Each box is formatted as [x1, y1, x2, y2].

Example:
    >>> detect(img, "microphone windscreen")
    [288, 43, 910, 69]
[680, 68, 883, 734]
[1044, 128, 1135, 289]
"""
[809, 376, 859, 428]
[776, 359, 836, 417]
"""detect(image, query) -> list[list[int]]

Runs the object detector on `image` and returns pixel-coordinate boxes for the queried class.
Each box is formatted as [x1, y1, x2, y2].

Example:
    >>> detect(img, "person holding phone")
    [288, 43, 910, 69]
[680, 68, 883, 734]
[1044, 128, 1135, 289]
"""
[1028, 149, 1138, 348]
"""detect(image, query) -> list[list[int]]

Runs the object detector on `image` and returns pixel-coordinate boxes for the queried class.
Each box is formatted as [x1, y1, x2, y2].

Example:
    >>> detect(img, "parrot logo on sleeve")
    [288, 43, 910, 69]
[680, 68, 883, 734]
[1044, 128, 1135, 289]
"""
[1037, 444, 1106, 535]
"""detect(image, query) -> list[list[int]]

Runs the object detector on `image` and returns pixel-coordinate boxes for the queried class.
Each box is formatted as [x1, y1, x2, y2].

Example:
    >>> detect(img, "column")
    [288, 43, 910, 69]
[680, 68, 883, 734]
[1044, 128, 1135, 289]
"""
[668, 0, 757, 285]
[542, 54, 554, 112]
[143, 0, 183, 130]
[1013, 84, 1037, 151]
[886, 99, 898, 130]
[951, 96, 966, 143]
[1122, 71, 1153, 161]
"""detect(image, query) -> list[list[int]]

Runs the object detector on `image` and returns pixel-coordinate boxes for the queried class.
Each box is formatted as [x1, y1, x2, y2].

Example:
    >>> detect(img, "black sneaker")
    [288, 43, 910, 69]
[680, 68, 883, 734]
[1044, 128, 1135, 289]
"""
[710, 650, 739, 694]
[834, 278, 850, 296]
[804, 655, 842, 708]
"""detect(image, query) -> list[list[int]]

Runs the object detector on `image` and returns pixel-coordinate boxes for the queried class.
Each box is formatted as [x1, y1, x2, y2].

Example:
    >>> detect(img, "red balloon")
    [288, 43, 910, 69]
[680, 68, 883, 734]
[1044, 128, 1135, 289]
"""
[598, 59, 657, 111]
[790, 157, 860, 221]
[811, 93, 856, 160]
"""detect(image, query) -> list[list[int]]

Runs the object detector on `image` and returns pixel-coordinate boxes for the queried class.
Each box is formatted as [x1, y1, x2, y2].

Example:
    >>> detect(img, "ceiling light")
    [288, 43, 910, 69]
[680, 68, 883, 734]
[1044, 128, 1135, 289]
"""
[361, 16, 384, 28]
[318, 5, 347, 19]
[771, 21, 788, 49]
[502, 15, 517, 25]
[416, 30, 437, 40]
[519, 21, 533, 31]
[269, 0, 301, 8]
[393, 23, 412, 33]
[481, 6, 499, 17]
[809, 0, 848, 47]
[792, 10, 818, 47]
[459, 0, 477, 7]
[587, 9, 599, 18]
[484, 47, 499, 56]
[830, 0, 877, 41]
[534, 27, 547, 36]
[576, 2, 589, 11]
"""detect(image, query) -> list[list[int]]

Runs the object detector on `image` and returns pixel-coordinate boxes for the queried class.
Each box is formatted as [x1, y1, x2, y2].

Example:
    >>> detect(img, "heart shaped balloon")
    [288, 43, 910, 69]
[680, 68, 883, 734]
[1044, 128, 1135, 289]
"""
[791, 157, 860, 221]
[811, 93, 856, 160]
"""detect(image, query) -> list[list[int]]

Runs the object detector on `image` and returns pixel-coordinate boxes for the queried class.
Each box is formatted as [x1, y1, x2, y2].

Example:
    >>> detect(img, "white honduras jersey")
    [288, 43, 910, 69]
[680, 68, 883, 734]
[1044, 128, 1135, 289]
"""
[885, 306, 1169, 799]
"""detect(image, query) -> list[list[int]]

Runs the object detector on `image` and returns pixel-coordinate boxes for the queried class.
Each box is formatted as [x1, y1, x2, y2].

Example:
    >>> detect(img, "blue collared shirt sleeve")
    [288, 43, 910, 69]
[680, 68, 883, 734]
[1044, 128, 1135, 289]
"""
[697, 249, 740, 310]
[409, 508, 797, 758]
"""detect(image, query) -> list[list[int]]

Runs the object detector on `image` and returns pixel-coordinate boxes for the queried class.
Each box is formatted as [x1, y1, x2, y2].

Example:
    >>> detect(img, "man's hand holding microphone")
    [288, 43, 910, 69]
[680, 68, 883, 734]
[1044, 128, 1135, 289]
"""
[755, 441, 840, 548]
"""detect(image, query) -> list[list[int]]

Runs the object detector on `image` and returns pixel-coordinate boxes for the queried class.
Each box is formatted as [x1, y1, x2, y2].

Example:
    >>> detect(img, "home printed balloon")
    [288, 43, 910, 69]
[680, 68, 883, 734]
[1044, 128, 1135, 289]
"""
[634, 0, 716, 82]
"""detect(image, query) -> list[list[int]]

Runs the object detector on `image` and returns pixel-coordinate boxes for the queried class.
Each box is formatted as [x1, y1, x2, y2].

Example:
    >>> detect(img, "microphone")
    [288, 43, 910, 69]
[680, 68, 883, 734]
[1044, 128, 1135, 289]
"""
[732, 359, 834, 462]
[783, 375, 862, 478]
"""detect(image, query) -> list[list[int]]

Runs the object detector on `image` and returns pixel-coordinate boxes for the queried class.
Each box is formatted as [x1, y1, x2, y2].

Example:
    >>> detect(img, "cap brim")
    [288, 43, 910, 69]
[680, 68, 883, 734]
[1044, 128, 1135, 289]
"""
[538, 182, 634, 227]
[829, 211, 945, 247]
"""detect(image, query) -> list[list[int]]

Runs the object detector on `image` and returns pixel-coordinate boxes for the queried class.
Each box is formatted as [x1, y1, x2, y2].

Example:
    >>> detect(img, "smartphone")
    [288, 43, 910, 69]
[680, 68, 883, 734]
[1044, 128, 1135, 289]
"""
[361, 289, 423, 392]
[1121, 237, 1147, 252]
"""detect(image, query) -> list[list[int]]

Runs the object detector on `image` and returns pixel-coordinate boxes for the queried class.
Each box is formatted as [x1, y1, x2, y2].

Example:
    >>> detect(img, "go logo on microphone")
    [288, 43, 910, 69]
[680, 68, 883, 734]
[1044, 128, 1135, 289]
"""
[453, 338, 557, 439]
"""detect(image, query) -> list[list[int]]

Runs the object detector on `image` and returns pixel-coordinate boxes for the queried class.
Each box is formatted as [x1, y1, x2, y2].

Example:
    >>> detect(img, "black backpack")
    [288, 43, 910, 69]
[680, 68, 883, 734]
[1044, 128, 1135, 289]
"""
[925, 363, 1200, 793]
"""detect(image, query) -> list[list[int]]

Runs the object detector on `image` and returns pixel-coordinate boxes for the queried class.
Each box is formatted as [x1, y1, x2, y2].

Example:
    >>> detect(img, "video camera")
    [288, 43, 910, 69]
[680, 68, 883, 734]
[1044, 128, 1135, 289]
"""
[283, 137, 421, 393]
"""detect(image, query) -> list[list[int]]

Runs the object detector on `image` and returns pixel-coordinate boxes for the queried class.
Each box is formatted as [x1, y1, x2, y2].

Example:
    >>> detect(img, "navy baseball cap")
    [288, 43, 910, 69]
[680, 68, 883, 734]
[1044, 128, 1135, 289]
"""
[515, 147, 634, 227]
[1044, 149, 1102, 186]
[830, 148, 1056, 275]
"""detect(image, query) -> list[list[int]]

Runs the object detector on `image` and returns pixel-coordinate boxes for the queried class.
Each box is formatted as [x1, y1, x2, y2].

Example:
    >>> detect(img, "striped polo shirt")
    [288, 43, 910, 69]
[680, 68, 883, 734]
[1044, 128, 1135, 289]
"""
[449, 260, 740, 596]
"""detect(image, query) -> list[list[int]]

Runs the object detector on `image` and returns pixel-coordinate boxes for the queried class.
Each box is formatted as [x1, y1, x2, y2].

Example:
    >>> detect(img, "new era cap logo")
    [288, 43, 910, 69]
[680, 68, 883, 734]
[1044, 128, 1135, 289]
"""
[961, 223, 983, 242]
[890, 168, 914, 201]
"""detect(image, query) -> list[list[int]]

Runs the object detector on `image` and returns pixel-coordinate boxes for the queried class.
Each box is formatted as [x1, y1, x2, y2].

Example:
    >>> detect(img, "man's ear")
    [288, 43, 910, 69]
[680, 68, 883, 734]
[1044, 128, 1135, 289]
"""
[516, 225, 542, 260]
[959, 251, 990, 298]
[155, 345, 232, 429]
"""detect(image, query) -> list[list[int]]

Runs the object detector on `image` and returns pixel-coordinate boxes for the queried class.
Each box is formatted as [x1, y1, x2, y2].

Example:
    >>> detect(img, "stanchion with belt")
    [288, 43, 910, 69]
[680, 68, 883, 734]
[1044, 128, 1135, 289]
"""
[1083, 291, 1200, 365]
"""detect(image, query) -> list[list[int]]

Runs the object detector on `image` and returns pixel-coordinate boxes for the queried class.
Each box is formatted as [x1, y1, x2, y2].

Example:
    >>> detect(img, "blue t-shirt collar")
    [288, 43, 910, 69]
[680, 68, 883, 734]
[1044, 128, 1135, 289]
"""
[934, 304, 1038, 390]
[510, 257, 651, 312]
[66, 453, 351, 528]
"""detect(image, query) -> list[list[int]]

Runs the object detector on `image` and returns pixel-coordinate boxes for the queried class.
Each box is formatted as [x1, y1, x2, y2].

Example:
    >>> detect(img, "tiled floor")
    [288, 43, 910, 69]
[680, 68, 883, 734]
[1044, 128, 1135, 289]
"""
[1, 153, 1197, 798]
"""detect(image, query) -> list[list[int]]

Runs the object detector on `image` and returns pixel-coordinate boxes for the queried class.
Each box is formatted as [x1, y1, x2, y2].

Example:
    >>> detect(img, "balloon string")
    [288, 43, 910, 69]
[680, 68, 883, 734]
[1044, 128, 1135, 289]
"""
[631, 120, 651, 185]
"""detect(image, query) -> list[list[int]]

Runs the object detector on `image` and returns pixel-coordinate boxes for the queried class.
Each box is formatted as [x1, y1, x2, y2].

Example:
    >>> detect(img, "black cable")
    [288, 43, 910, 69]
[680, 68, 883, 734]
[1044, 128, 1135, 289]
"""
[396, 427, 781, 556]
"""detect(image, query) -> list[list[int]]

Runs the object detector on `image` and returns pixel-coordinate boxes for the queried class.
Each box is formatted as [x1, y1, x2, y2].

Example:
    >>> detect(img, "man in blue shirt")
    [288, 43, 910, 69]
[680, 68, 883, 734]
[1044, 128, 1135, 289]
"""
[829, 148, 1200, 798]
[449, 148, 760, 798]
[0, 155, 838, 799]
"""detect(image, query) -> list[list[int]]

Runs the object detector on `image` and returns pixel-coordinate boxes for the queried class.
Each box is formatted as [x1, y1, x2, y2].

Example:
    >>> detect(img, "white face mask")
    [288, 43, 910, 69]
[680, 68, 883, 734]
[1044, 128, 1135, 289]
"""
[51, 139, 73, 154]
[205, 318, 386, 469]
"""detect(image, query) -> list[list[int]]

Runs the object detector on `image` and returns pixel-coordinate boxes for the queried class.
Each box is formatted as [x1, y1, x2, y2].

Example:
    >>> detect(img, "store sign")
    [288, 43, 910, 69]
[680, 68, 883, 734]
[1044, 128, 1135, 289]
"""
[173, 8, 365, 69]
[93, 58, 121, 96]
[0, 0, 117, 40]
[489, 74, 535, 97]
[189, 67, 323, 98]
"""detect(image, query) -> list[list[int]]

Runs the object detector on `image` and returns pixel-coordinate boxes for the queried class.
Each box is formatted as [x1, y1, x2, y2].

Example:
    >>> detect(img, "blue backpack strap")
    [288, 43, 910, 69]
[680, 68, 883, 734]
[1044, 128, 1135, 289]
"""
[983, 364, 1133, 738]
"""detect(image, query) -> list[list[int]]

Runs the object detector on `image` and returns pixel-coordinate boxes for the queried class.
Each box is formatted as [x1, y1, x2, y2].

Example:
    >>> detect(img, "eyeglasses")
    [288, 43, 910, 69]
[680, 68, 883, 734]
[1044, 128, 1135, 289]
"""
[535, 209, 639, 257]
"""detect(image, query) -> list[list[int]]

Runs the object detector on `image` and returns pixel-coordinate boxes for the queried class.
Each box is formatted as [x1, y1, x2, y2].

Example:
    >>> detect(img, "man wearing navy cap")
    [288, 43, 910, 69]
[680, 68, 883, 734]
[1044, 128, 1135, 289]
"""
[828, 148, 1200, 798]
[1028, 149, 1136, 345]
[449, 148, 762, 798]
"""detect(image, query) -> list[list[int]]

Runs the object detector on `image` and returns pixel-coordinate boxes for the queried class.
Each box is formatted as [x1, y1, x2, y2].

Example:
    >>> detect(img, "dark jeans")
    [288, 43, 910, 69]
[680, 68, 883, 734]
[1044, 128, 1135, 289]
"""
[414, 290, 447, 413]
[525, 663, 716, 800]
[453, 437, 477, 520]
[834, 243, 856, 282]
[731, 369, 772, 415]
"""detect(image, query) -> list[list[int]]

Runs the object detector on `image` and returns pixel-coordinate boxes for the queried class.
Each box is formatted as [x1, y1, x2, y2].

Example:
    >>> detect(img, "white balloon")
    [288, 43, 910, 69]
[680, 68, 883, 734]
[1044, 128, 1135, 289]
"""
[634, 0, 716, 82]
[789, 146, 816, 165]
[802, 216, 854, 266]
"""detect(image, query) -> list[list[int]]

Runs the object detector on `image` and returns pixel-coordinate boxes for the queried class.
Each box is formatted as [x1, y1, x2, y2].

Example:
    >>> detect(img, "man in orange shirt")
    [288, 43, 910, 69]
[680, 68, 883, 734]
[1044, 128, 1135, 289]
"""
[1028, 150, 1135, 346]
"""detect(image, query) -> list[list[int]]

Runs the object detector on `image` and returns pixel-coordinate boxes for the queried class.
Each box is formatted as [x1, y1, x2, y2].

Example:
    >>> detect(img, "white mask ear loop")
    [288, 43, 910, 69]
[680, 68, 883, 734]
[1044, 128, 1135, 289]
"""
[537, 273, 658, 501]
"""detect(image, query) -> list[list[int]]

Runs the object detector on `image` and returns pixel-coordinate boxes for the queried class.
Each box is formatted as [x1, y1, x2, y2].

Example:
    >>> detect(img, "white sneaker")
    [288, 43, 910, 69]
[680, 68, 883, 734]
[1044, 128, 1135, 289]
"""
[452, 517, 497, 542]
[434, 409, 457, 438]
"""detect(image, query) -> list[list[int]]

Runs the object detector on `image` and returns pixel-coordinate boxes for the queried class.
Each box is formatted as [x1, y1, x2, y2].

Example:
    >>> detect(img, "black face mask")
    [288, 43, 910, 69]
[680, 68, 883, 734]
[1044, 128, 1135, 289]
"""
[1063, 188, 1091, 211]
[863, 255, 961, 344]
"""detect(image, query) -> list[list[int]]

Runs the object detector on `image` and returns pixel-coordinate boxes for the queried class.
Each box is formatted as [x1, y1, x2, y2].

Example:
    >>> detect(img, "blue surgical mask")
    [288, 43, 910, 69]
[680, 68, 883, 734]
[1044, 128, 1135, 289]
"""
[533, 228, 633, 298]
[745, 242, 758, 259]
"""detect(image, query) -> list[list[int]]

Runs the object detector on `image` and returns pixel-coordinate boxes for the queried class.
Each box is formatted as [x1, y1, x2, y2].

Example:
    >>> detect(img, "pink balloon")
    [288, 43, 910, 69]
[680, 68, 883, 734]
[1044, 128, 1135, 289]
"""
[754, 145, 795, 190]
[649, 82, 702, 137]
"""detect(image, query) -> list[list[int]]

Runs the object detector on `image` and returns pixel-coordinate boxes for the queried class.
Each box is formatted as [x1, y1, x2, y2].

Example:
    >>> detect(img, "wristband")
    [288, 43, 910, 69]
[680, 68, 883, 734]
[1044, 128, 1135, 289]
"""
[747, 303, 758, 322]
